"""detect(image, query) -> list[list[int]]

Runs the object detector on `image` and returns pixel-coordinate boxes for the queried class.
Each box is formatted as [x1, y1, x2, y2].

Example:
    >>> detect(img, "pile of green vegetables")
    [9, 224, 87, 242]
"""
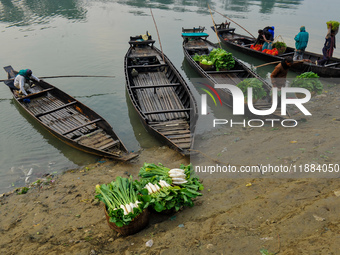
[326, 21, 339, 30]
[95, 163, 204, 227]
[136, 163, 204, 212]
[237, 78, 267, 100]
[193, 48, 235, 71]
[95, 176, 146, 227]
[291, 72, 323, 95]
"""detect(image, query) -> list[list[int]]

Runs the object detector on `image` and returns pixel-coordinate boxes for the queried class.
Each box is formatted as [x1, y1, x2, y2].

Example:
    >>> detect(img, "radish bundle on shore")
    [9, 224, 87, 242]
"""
[95, 176, 147, 227]
[136, 163, 204, 212]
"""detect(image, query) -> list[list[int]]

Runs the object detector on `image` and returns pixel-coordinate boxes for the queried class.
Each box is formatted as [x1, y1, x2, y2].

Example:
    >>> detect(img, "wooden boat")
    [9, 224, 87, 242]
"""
[3, 66, 137, 161]
[124, 34, 198, 156]
[182, 27, 287, 118]
[212, 23, 340, 77]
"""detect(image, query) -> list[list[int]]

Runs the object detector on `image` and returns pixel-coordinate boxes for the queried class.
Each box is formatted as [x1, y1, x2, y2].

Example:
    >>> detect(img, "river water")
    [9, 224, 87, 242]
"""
[0, 0, 339, 193]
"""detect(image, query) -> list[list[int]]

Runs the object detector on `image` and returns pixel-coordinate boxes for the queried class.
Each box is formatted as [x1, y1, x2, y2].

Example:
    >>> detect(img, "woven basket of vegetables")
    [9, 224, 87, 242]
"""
[104, 206, 150, 236]
[95, 176, 150, 236]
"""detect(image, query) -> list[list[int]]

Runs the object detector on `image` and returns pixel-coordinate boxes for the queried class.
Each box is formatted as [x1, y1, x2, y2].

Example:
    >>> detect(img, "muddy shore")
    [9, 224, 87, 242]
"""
[1, 83, 340, 255]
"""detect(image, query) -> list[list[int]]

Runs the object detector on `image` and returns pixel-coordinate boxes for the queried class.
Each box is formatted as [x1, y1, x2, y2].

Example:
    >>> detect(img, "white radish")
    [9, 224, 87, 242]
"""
[129, 202, 136, 210]
[168, 168, 185, 174]
[160, 180, 171, 187]
[120, 204, 129, 215]
[169, 173, 186, 178]
[134, 201, 141, 207]
[125, 203, 132, 213]
[144, 184, 153, 194]
[149, 183, 158, 193]
[155, 183, 161, 191]
[173, 180, 188, 185]
[172, 177, 187, 182]
[159, 180, 165, 188]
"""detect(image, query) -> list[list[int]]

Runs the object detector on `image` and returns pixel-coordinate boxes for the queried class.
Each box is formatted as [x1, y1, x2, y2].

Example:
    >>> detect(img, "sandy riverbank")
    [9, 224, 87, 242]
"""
[1, 82, 340, 255]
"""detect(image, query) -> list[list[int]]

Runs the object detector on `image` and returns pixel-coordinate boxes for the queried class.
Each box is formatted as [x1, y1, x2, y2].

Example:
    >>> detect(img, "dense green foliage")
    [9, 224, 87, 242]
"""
[137, 163, 204, 212]
[236, 78, 267, 100]
[95, 176, 146, 227]
[193, 48, 235, 71]
[327, 20, 340, 30]
[291, 72, 323, 95]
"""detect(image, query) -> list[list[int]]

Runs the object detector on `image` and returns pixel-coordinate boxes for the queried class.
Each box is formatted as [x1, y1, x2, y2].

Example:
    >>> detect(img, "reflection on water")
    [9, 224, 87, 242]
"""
[0, 0, 86, 26]
[0, 98, 98, 193]
[117, 0, 303, 15]
[0, 0, 304, 29]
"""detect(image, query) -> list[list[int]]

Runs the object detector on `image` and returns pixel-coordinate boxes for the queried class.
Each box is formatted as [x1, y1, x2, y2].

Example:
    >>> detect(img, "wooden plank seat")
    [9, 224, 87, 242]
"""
[34, 101, 77, 118]
[206, 70, 247, 74]
[62, 118, 102, 135]
[131, 83, 181, 89]
[98, 140, 120, 150]
[128, 40, 155, 46]
[18, 88, 54, 101]
[128, 64, 167, 68]
[143, 108, 192, 115]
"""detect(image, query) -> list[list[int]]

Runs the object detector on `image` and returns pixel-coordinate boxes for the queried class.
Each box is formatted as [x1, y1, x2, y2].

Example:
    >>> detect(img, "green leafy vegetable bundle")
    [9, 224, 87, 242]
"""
[193, 48, 235, 71]
[209, 48, 235, 71]
[326, 21, 339, 30]
[95, 176, 146, 227]
[272, 41, 287, 49]
[136, 163, 204, 212]
[291, 72, 323, 95]
[236, 78, 267, 100]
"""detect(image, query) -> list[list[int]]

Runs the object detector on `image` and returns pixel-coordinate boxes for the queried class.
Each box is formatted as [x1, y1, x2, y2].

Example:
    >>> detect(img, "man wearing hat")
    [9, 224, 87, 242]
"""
[14, 69, 40, 96]
[293, 26, 309, 60]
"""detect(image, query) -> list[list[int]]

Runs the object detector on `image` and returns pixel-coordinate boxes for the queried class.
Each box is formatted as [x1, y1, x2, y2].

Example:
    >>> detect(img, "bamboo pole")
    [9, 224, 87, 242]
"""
[254, 60, 304, 68]
[150, 8, 165, 63]
[211, 8, 255, 39]
[0, 75, 115, 83]
[208, 4, 222, 48]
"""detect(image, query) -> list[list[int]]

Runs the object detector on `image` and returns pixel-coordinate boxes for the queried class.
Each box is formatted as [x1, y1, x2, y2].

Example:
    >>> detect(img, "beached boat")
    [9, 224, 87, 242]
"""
[211, 23, 340, 77]
[124, 34, 198, 156]
[3, 65, 137, 161]
[182, 27, 286, 118]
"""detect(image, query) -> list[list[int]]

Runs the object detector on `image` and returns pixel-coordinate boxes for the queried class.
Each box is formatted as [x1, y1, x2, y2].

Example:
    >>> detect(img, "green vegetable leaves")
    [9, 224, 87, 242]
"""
[192, 48, 235, 71]
[291, 72, 323, 95]
[209, 48, 235, 71]
[327, 21, 339, 30]
[237, 78, 267, 100]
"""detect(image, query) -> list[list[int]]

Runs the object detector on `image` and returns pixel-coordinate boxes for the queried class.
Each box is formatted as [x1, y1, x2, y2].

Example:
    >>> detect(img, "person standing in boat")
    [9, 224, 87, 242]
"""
[316, 24, 337, 66]
[14, 69, 40, 96]
[270, 57, 293, 89]
[293, 26, 309, 60]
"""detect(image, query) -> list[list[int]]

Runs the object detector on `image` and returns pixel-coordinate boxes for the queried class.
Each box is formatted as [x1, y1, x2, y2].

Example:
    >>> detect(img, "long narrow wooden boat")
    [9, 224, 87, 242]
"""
[212, 23, 340, 77]
[124, 34, 198, 156]
[3, 66, 137, 161]
[182, 27, 287, 118]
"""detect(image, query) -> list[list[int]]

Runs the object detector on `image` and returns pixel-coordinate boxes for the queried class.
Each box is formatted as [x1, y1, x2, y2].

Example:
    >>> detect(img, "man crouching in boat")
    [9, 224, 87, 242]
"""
[14, 69, 40, 96]
[270, 57, 293, 89]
